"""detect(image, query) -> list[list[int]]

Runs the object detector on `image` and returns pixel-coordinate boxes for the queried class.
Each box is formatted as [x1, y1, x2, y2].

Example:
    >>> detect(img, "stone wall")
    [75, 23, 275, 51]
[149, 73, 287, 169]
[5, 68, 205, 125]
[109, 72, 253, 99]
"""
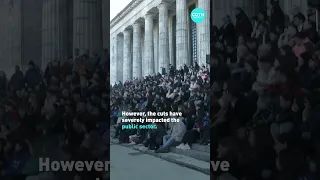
[212, 0, 309, 26]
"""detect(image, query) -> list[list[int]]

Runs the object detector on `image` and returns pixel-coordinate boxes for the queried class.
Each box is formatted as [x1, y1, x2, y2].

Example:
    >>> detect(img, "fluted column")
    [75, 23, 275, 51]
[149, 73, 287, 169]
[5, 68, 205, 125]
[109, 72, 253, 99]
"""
[116, 35, 123, 82]
[132, 23, 142, 79]
[123, 30, 132, 82]
[197, 0, 210, 66]
[110, 36, 116, 85]
[101, 0, 109, 49]
[176, 0, 189, 68]
[141, 34, 145, 76]
[42, 0, 68, 69]
[237, 0, 254, 19]
[73, 0, 102, 59]
[144, 13, 154, 76]
[158, 2, 170, 74]
[9, 0, 22, 75]
[0, 0, 23, 76]
[153, 23, 159, 73]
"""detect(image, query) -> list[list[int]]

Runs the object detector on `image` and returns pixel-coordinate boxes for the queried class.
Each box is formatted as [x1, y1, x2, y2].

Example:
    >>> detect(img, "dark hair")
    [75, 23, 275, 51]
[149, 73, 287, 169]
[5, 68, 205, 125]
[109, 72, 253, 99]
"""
[278, 148, 304, 172]
[295, 31, 306, 39]
[300, 52, 312, 71]
[305, 92, 320, 109]
[227, 80, 242, 98]
[247, 37, 257, 44]
[270, 0, 279, 6]
[281, 45, 295, 57]
[251, 124, 274, 153]
[225, 38, 236, 47]
[251, 16, 257, 21]
[280, 91, 295, 102]
[258, 11, 268, 21]
[72, 88, 81, 95]
[259, 22, 268, 29]
[259, 56, 274, 64]
[294, 12, 306, 22]
[29, 60, 35, 67]
[19, 103, 29, 112]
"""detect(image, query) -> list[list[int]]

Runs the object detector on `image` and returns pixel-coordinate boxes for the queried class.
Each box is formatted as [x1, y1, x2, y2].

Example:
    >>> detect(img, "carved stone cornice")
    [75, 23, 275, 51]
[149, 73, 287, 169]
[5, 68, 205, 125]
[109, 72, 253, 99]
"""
[110, 0, 144, 28]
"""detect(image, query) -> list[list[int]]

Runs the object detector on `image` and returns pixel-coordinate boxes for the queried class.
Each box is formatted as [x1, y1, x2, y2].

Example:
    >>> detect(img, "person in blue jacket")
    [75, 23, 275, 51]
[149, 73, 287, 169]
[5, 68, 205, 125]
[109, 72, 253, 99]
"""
[1, 141, 30, 180]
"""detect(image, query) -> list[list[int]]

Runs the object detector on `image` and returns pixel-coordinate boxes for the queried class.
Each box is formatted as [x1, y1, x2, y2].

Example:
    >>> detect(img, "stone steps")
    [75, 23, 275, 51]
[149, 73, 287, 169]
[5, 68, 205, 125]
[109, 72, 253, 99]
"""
[110, 138, 210, 175]
[110, 128, 210, 174]
[169, 147, 210, 162]
[192, 143, 210, 153]
[110, 127, 210, 153]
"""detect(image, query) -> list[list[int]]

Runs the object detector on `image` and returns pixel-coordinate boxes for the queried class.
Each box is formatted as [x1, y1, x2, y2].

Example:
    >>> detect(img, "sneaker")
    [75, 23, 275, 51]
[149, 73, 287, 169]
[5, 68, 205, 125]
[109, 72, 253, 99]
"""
[139, 146, 148, 151]
[176, 143, 185, 149]
[155, 149, 169, 153]
[202, 140, 209, 145]
[154, 149, 160, 153]
[129, 142, 136, 145]
[184, 144, 191, 150]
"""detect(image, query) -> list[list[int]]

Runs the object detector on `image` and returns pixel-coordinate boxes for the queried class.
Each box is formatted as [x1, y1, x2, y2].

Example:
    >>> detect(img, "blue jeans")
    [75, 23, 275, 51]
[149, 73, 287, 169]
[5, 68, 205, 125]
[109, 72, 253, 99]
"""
[159, 135, 176, 150]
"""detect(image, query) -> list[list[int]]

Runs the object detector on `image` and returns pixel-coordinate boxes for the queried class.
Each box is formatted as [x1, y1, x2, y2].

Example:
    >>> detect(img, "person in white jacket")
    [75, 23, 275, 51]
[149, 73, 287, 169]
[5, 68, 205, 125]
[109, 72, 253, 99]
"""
[155, 118, 186, 153]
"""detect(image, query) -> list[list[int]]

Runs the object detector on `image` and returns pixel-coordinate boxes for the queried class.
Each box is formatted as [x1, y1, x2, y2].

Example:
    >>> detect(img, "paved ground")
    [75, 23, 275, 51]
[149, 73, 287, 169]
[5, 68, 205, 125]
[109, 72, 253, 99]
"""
[110, 144, 209, 180]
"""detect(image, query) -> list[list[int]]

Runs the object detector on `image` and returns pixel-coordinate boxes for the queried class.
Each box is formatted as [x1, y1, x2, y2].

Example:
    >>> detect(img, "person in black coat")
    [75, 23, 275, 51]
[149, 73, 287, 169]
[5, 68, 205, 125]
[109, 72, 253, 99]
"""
[269, 0, 285, 31]
[256, 23, 271, 45]
[235, 7, 253, 38]
[219, 15, 236, 42]
[211, 54, 231, 88]
[25, 61, 41, 89]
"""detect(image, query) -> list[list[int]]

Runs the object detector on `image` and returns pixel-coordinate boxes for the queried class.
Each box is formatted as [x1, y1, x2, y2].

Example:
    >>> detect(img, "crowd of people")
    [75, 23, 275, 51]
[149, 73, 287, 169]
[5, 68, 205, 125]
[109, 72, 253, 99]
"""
[212, 0, 320, 179]
[0, 49, 109, 180]
[111, 63, 210, 153]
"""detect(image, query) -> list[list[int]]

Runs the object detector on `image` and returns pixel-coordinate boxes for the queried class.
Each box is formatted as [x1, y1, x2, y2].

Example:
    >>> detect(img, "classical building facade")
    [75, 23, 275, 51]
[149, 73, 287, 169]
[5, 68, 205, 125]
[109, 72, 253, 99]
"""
[110, 0, 211, 84]
[211, 0, 309, 27]
[0, 0, 109, 75]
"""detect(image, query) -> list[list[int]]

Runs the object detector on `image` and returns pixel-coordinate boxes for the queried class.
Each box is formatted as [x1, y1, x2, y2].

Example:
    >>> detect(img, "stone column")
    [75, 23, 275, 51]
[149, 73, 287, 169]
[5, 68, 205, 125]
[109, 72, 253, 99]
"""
[239, 0, 254, 19]
[153, 23, 159, 73]
[123, 30, 132, 82]
[141, 33, 145, 76]
[158, 2, 170, 74]
[116, 35, 123, 82]
[211, 0, 225, 26]
[42, 0, 68, 69]
[73, 0, 102, 59]
[144, 13, 154, 76]
[92, 0, 103, 53]
[0, 0, 23, 76]
[197, 0, 210, 66]
[168, 16, 173, 66]
[176, 0, 189, 69]
[110, 36, 116, 85]
[132, 23, 142, 79]
[9, 0, 22, 75]
[101, 0, 109, 49]
[283, 0, 308, 19]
